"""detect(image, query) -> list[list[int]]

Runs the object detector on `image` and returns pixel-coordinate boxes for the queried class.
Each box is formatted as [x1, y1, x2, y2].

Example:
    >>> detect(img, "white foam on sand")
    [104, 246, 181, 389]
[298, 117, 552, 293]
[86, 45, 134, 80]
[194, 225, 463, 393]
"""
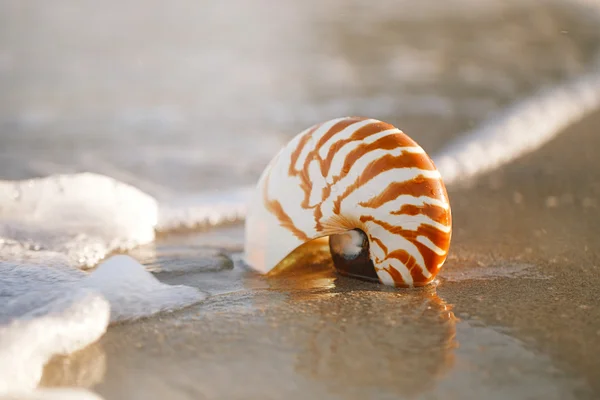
[0, 173, 158, 268]
[157, 186, 253, 232]
[0, 173, 205, 398]
[83, 255, 206, 323]
[0, 255, 206, 398]
[433, 70, 600, 186]
[0, 263, 109, 396]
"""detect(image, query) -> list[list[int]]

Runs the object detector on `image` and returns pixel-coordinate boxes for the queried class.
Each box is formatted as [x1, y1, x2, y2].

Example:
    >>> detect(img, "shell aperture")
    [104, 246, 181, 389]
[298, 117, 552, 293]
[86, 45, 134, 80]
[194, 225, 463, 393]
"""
[244, 117, 452, 287]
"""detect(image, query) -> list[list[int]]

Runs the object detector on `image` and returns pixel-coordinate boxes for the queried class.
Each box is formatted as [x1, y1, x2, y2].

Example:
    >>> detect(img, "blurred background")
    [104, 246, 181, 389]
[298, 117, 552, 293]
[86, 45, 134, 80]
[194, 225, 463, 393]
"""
[1, 0, 599, 198]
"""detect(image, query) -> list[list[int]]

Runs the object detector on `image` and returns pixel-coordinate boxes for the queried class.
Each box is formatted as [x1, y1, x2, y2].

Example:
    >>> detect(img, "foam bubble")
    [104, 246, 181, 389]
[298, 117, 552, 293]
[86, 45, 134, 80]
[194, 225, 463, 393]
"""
[0, 264, 109, 395]
[0, 255, 205, 396]
[84, 255, 207, 323]
[0, 173, 158, 268]
[433, 71, 600, 186]
[157, 186, 252, 232]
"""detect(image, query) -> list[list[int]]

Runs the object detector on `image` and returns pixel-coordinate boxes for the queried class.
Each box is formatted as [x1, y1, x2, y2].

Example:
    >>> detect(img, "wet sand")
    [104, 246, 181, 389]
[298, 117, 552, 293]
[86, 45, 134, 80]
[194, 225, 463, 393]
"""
[39, 109, 600, 399]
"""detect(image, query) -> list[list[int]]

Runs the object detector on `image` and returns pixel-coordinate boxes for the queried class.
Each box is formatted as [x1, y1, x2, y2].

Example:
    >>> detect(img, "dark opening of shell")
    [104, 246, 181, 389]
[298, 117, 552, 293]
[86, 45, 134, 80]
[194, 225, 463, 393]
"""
[329, 229, 379, 283]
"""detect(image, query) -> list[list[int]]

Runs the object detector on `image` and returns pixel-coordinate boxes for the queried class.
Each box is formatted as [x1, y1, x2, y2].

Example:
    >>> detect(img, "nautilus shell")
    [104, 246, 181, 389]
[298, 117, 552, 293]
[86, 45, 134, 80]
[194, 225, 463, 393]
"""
[244, 117, 452, 287]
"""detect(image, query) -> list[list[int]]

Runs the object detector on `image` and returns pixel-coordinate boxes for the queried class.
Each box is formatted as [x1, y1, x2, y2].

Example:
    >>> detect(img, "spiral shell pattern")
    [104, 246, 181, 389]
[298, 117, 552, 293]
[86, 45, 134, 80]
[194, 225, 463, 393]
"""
[244, 116, 452, 287]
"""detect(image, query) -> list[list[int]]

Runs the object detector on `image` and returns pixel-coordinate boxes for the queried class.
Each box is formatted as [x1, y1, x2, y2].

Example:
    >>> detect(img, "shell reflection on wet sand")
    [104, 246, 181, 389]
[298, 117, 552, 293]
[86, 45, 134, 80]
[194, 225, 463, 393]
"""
[249, 244, 457, 398]
[292, 291, 457, 397]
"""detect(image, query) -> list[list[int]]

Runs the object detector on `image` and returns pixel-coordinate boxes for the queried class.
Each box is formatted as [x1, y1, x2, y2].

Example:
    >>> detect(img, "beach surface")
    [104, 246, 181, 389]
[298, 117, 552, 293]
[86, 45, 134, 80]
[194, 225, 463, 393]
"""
[37, 109, 600, 400]
[1, 0, 600, 399]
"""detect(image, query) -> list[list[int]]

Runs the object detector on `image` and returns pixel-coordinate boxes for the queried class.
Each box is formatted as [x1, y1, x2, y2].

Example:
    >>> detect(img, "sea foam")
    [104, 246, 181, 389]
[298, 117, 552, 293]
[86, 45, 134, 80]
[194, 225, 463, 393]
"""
[0, 173, 158, 268]
[0, 174, 205, 398]
[0, 255, 206, 397]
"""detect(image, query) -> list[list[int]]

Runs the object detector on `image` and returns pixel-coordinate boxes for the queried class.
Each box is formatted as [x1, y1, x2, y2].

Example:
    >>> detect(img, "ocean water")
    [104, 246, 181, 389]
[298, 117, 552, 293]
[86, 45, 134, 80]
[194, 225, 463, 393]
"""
[1, 0, 600, 398]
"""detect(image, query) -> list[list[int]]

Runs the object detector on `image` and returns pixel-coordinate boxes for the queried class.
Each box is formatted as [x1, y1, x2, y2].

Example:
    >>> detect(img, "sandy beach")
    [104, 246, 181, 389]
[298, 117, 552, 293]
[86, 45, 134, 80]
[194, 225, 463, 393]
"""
[2, 0, 600, 399]
[34, 109, 600, 399]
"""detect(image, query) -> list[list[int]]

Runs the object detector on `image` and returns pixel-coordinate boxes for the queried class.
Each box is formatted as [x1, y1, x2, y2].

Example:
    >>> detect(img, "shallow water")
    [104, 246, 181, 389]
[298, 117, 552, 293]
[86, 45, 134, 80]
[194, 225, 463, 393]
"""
[2, 0, 600, 399]
[2, 0, 600, 193]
